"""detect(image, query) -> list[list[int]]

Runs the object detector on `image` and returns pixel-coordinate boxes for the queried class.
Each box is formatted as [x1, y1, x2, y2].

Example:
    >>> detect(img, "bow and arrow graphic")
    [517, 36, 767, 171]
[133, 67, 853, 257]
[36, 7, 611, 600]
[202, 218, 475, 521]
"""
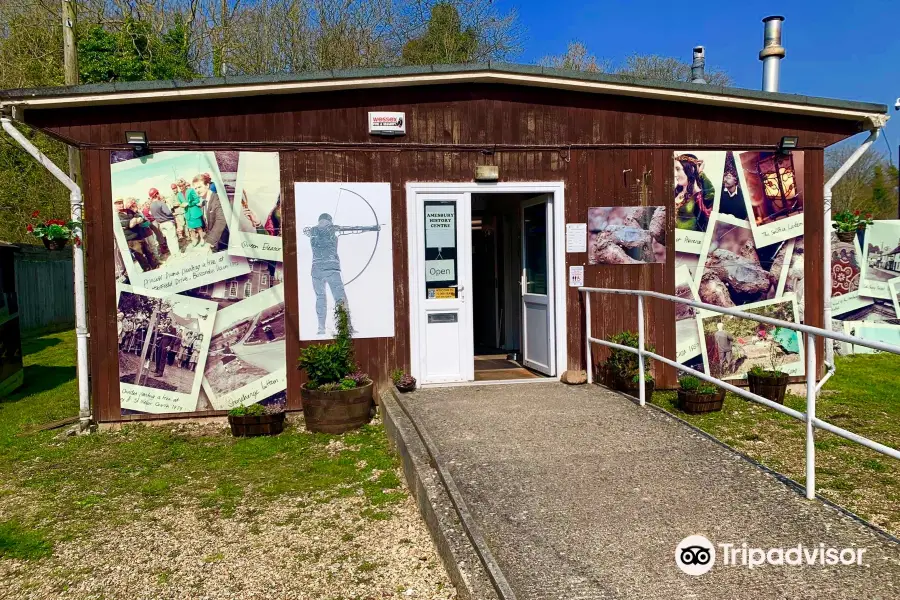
[302, 187, 385, 335]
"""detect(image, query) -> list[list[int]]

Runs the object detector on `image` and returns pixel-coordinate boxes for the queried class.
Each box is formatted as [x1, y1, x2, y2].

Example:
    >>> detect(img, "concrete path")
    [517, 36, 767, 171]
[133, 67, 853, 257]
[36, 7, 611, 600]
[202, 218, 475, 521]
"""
[399, 383, 900, 599]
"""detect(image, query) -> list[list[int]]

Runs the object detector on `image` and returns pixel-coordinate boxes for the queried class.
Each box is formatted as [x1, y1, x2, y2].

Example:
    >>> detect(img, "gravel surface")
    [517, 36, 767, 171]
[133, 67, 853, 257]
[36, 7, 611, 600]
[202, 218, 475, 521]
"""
[0, 492, 454, 600]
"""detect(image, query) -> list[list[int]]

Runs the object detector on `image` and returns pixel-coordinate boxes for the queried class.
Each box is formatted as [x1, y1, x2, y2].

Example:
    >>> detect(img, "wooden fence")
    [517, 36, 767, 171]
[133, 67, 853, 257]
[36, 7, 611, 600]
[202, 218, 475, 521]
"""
[14, 244, 74, 332]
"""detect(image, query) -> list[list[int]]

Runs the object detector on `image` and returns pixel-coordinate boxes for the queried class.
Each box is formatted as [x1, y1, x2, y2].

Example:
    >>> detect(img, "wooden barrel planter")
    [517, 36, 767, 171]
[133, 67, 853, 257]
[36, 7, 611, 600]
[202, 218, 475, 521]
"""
[747, 371, 789, 404]
[228, 412, 286, 437]
[677, 389, 724, 414]
[301, 381, 374, 434]
[622, 380, 655, 402]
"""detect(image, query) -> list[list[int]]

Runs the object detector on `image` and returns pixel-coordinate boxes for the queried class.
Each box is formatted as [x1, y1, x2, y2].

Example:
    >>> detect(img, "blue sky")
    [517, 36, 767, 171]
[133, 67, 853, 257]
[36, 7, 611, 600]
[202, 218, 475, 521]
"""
[500, 0, 899, 157]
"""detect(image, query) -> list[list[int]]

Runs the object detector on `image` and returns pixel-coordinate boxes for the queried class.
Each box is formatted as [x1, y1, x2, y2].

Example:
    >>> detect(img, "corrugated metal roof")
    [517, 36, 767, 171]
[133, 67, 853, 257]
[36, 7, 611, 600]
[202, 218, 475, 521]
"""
[0, 62, 888, 118]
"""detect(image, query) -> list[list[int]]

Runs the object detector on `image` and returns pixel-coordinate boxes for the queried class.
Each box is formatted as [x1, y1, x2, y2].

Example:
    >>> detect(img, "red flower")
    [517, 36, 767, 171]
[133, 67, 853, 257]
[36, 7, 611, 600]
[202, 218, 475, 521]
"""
[26, 224, 33, 233]
[73, 235, 82, 247]
[866, 213, 873, 220]
[31, 210, 39, 218]
[854, 210, 860, 216]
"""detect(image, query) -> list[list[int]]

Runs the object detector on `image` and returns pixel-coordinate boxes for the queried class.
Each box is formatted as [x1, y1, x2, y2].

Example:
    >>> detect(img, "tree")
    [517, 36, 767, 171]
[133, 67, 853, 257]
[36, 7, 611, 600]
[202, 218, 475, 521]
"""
[825, 145, 897, 218]
[402, 3, 477, 65]
[539, 42, 733, 86]
[539, 41, 609, 73]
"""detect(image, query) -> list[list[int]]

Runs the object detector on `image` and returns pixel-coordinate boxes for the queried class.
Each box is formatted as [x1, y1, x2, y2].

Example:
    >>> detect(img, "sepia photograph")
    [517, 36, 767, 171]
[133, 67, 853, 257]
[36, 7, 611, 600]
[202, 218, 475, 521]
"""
[737, 150, 805, 247]
[202, 284, 287, 410]
[117, 285, 216, 413]
[587, 206, 666, 265]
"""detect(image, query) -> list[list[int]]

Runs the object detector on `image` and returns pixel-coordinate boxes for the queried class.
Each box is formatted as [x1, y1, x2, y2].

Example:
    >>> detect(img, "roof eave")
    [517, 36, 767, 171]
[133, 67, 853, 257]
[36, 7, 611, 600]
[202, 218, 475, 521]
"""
[0, 69, 888, 126]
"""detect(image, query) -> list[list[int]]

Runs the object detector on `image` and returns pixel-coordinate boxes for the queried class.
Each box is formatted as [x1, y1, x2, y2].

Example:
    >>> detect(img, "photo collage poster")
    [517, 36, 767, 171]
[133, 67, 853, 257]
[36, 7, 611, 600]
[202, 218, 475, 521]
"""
[111, 151, 287, 415]
[673, 150, 806, 380]
[836, 219, 900, 354]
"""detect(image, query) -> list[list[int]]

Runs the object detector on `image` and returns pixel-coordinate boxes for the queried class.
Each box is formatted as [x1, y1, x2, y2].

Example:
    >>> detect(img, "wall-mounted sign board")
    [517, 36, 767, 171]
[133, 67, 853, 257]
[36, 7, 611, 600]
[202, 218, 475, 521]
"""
[368, 112, 406, 136]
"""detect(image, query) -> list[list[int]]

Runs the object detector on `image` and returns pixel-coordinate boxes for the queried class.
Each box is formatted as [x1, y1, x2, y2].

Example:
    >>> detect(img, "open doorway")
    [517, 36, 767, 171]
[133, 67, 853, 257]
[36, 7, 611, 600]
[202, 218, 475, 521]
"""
[471, 193, 551, 381]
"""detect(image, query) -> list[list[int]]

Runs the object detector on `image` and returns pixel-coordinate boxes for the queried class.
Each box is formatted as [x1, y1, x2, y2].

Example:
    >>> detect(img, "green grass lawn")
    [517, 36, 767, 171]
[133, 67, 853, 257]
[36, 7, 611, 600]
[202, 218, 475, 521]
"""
[0, 330, 405, 561]
[653, 354, 900, 537]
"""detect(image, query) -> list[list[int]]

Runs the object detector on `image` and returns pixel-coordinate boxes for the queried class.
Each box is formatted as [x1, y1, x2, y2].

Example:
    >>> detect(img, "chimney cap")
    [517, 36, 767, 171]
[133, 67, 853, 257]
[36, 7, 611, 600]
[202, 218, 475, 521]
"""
[762, 15, 785, 22]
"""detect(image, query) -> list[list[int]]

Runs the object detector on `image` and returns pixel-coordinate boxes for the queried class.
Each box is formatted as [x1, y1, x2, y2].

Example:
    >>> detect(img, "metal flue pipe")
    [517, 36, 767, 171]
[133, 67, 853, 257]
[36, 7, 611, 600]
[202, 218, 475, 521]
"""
[759, 16, 786, 92]
[1, 117, 91, 430]
[691, 46, 706, 84]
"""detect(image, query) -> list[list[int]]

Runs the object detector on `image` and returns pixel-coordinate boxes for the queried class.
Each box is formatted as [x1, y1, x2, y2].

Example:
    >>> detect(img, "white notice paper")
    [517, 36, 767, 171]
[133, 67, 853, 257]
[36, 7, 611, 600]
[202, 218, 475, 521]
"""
[566, 223, 587, 253]
[425, 205, 456, 248]
[569, 265, 584, 288]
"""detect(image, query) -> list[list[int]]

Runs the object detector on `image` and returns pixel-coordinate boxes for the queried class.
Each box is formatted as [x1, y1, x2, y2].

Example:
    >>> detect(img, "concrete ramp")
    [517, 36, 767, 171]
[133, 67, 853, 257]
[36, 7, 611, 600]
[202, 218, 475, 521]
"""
[391, 383, 899, 599]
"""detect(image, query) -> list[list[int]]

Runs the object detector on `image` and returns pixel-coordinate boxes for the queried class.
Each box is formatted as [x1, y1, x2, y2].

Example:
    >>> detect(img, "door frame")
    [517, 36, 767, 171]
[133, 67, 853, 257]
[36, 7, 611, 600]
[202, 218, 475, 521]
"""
[406, 181, 567, 384]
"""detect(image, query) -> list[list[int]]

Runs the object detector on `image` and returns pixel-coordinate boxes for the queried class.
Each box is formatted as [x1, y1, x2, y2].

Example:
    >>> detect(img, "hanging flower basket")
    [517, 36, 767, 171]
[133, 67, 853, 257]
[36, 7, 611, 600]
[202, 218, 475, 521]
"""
[41, 237, 69, 251]
[835, 231, 856, 243]
[26, 211, 82, 251]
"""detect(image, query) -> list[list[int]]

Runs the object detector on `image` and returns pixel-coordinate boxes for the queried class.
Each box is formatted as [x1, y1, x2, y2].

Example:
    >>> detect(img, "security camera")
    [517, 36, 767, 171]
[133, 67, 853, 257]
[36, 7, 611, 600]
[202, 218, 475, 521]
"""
[895, 97, 900, 111]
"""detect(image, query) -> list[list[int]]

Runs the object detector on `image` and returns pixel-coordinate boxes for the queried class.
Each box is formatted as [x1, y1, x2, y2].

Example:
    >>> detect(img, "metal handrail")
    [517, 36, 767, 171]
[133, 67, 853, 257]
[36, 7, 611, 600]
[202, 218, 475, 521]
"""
[579, 286, 900, 501]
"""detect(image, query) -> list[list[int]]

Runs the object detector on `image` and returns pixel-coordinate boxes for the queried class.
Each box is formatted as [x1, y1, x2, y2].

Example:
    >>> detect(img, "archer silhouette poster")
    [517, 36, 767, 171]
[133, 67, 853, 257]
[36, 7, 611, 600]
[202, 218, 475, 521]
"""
[294, 182, 395, 340]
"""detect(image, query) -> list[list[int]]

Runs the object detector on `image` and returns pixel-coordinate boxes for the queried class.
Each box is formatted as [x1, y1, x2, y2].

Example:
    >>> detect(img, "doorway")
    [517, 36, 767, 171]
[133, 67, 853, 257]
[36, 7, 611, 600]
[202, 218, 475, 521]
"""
[407, 183, 566, 386]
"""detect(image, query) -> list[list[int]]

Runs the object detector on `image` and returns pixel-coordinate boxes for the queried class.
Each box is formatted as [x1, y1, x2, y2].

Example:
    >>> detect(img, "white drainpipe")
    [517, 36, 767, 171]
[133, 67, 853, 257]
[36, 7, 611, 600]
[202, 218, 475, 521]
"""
[823, 124, 885, 370]
[2, 117, 91, 430]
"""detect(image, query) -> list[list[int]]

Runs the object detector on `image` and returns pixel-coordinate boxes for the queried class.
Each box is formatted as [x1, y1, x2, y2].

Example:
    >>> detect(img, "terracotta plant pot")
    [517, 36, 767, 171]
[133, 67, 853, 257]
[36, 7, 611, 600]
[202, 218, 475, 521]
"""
[300, 381, 374, 434]
[835, 230, 856, 243]
[677, 389, 724, 414]
[747, 371, 789, 404]
[42, 237, 69, 251]
[228, 412, 285, 437]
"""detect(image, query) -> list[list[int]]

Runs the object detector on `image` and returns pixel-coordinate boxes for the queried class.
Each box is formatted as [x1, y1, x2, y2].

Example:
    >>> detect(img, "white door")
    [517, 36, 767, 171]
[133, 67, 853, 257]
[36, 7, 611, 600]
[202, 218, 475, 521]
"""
[521, 196, 556, 375]
[416, 194, 473, 383]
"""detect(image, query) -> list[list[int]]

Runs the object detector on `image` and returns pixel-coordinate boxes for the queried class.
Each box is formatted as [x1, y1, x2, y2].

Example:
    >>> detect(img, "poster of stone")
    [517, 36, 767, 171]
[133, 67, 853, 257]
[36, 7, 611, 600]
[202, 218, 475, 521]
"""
[112, 151, 286, 415]
[587, 206, 666, 265]
[202, 284, 286, 410]
[673, 151, 725, 255]
[228, 152, 283, 262]
[736, 150, 805, 247]
[295, 182, 394, 340]
[697, 294, 804, 381]
[117, 284, 216, 413]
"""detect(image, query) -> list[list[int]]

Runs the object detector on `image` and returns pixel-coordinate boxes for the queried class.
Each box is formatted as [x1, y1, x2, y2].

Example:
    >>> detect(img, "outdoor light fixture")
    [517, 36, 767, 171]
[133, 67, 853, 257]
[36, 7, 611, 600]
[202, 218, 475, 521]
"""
[755, 151, 800, 221]
[125, 131, 150, 157]
[777, 135, 799, 154]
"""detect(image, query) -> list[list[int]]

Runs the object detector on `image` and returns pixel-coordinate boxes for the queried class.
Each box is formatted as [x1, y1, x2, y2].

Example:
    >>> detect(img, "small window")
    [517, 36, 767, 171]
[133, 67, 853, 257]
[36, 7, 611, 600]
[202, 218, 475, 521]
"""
[228, 281, 238, 298]
[260, 274, 269, 288]
[244, 281, 252, 297]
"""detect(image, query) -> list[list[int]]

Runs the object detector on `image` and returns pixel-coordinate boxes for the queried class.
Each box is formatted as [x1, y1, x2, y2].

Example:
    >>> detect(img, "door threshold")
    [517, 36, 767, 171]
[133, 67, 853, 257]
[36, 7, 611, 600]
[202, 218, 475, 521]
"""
[421, 377, 559, 389]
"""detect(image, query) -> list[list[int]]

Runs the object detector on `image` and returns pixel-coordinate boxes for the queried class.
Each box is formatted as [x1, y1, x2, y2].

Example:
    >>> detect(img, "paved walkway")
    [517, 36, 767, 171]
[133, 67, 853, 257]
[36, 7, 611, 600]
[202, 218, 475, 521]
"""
[399, 383, 900, 599]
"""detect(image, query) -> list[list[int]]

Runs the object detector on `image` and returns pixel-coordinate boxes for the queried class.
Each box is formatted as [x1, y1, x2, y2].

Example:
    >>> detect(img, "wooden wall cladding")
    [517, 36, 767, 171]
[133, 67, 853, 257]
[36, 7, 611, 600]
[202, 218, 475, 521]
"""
[62, 84, 847, 420]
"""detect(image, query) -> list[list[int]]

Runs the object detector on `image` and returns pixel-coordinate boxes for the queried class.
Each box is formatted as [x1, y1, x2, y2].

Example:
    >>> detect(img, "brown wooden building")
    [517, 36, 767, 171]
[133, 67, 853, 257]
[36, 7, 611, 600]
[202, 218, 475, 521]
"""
[0, 63, 888, 424]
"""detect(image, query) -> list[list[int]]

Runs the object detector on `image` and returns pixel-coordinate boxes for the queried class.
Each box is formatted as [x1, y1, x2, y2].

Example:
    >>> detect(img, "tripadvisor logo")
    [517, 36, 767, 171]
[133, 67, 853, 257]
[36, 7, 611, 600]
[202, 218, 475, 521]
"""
[675, 535, 868, 575]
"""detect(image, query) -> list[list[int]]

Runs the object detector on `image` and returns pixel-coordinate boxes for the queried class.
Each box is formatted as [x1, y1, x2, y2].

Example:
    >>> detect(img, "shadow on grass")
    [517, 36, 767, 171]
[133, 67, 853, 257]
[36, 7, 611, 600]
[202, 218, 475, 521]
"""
[20, 335, 62, 356]
[0, 365, 75, 405]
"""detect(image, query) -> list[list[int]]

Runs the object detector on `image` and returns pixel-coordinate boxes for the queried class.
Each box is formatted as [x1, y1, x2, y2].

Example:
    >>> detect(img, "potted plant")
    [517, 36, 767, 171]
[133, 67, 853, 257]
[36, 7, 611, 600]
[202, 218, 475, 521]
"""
[298, 302, 373, 434]
[227, 399, 286, 437]
[391, 369, 417, 393]
[622, 372, 654, 402]
[25, 210, 82, 251]
[605, 331, 654, 392]
[746, 341, 790, 404]
[676, 375, 724, 414]
[832, 210, 873, 243]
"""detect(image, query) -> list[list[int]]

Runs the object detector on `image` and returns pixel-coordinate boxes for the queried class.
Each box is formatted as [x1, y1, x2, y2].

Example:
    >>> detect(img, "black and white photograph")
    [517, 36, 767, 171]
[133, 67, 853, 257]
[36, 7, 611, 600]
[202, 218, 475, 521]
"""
[737, 150, 805, 247]
[295, 182, 395, 340]
[861, 220, 900, 299]
[202, 284, 286, 410]
[229, 152, 283, 261]
[111, 151, 250, 294]
[117, 285, 216, 413]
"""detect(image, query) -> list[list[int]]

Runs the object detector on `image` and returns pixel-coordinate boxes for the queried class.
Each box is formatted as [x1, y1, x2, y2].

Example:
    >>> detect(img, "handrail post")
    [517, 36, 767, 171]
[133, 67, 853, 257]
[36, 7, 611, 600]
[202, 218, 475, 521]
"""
[585, 291, 593, 385]
[637, 295, 646, 406]
[805, 331, 817, 500]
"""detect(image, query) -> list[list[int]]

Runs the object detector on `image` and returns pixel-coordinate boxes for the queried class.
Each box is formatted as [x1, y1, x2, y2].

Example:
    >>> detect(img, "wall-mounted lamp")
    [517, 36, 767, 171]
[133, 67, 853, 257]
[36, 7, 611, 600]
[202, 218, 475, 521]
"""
[777, 135, 799, 154]
[125, 131, 150, 157]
